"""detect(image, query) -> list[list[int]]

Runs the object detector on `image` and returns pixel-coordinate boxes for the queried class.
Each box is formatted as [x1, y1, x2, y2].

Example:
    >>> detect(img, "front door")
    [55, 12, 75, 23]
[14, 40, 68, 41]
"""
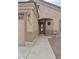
[38, 20, 46, 35]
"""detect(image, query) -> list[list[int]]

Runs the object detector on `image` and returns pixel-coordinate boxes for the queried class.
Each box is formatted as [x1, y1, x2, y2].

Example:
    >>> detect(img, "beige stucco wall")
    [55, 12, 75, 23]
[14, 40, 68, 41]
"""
[18, 2, 38, 45]
[36, 0, 61, 33]
[46, 20, 53, 30]
[39, 5, 60, 32]
[25, 10, 38, 42]
[18, 15, 25, 45]
[46, 20, 53, 35]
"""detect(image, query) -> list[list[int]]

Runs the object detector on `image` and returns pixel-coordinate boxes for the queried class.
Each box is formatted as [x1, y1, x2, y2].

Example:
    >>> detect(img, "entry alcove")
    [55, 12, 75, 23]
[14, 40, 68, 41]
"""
[38, 18, 53, 35]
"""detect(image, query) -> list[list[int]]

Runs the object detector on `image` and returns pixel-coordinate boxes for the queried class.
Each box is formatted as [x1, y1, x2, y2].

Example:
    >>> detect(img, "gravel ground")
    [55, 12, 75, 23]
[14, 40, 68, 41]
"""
[48, 35, 61, 59]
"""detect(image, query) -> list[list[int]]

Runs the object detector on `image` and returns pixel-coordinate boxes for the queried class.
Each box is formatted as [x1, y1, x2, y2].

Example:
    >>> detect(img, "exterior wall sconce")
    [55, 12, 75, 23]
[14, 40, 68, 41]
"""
[26, 10, 30, 18]
[48, 22, 51, 25]
[26, 10, 32, 25]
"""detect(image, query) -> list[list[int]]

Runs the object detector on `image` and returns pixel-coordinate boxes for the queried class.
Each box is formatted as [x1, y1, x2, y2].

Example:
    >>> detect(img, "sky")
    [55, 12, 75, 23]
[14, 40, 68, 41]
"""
[44, 0, 61, 6]
[18, 0, 61, 6]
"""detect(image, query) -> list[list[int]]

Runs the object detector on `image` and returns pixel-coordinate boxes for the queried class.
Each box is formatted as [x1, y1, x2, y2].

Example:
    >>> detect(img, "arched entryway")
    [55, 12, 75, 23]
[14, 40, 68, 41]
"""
[38, 18, 53, 35]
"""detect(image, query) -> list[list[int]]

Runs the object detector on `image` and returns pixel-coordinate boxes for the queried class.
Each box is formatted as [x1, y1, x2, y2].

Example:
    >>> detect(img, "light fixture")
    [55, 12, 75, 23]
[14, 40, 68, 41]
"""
[26, 10, 32, 25]
[26, 10, 30, 17]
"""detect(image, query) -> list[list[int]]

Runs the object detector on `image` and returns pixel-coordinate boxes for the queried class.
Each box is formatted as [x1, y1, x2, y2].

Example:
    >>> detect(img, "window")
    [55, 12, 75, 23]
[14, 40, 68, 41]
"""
[18, 16, 23, 20]
[18, 13, 24, 20]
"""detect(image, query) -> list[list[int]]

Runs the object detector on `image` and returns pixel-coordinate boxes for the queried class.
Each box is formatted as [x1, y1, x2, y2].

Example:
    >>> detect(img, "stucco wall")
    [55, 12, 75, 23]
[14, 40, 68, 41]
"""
[36, 0, 61, 32]
[46, 20, 53, 35]
[18, 2, 39, 45]
[25, 10, 38, 42]
[18, 18, 25, 45]
[18, 10, 38, 45]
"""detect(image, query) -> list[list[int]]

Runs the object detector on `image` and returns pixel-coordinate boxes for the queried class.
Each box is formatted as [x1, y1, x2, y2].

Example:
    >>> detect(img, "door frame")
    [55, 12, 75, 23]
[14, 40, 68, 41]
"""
[38, 20, 46, 35]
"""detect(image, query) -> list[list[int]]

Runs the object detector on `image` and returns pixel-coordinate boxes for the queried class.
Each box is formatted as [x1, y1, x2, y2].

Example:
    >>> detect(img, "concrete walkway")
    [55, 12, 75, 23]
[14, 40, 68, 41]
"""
[18, 36, 56, 59]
